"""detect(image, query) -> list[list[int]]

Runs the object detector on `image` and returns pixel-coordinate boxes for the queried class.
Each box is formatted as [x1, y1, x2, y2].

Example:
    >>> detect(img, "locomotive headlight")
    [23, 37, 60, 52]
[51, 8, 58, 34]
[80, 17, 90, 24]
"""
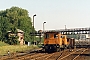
[57, 46, 59, 47]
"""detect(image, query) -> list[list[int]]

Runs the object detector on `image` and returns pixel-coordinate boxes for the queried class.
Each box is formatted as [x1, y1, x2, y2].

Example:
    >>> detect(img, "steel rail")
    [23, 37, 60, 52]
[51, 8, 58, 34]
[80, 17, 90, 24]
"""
[58, 48, 83, 60]
[72, 49, 88, 60]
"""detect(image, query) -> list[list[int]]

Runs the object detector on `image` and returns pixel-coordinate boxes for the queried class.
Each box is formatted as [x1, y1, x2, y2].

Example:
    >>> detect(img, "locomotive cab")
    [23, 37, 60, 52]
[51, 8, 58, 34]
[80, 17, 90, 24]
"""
[43, 32, 68, 52]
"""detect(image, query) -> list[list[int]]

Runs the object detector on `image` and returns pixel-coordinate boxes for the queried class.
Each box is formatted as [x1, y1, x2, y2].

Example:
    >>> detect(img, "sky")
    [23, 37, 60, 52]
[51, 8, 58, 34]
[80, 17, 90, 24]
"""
[0, 0, 90, 31]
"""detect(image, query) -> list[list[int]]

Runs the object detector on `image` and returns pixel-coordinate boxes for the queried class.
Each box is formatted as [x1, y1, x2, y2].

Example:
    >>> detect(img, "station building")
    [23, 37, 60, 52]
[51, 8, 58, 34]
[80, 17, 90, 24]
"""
[8, 29, 24, 45]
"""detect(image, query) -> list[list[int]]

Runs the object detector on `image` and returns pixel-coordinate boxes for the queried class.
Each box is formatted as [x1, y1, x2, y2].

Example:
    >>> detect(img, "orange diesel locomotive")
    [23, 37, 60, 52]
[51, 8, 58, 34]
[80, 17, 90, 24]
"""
[43, 31, 75, 52]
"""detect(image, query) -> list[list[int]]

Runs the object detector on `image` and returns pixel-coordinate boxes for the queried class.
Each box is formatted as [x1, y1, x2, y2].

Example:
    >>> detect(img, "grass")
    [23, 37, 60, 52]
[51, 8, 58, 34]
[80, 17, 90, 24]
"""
[0, 45, 39, 55]
[0, 41, 39, 55]
[0, 41, 9, 46]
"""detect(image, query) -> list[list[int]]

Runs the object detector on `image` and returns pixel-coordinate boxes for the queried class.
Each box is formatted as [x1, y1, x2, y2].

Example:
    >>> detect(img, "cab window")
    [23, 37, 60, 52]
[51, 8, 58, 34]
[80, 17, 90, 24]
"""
[61, 36, 65, 38]
[45, 34, 49, 39]
[54, 34, 58, 38]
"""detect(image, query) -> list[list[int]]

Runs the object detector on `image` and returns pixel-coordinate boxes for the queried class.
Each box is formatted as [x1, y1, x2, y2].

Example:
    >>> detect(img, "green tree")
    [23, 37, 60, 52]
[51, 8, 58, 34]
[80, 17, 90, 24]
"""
[0, 6, 34, 44]
[0, 16, 10, 42]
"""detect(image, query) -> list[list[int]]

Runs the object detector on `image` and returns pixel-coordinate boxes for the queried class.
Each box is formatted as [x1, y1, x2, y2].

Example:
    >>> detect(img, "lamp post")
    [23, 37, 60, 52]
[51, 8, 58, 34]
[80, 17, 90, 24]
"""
[33, 14, 36, 45]
[65, 25, 66, 30]
[43, 22, 46, 33]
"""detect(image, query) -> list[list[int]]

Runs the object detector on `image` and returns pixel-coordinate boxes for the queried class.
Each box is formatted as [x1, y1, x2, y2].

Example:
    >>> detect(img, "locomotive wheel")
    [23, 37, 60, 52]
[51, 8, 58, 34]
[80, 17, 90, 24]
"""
[61, 48, 64, 51]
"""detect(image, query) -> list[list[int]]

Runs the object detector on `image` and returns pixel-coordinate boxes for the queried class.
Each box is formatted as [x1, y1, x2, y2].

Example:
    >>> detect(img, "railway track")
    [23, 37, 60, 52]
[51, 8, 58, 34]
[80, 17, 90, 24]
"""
[72, 49, 88, 60]
[58, 48, 88, 60]
[74, 48, 90, 60]
[0, 48, 89, 60]
[0, 49, 43, 60]
[43, 48, 82, 60]
[0, 52, 36, 60]
[14, 53, 47, 60]
[30, 49, 77, 60]
[0, 49, 51, 60]
[44, 49, 69, 60]
[0, 49, 67, 60]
